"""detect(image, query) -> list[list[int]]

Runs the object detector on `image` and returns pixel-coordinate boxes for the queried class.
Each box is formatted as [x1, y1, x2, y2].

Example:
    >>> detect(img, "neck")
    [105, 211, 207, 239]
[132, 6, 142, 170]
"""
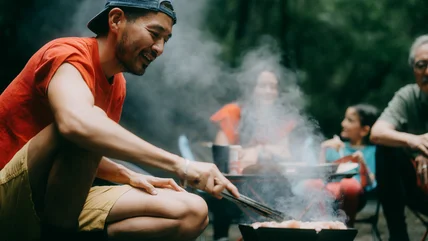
[96, 36, 123, 79]
[250, 100, 273, 110]
[349, 139, 364, 147]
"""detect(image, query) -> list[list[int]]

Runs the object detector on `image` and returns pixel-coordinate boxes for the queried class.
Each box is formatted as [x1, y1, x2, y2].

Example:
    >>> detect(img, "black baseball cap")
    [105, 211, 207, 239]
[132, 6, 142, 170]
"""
[87, 0, 177, 35]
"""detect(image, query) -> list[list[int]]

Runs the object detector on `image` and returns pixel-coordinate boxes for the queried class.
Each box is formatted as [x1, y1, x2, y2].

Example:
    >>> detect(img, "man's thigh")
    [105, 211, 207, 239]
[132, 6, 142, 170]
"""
[106, 188, 207, 224]
[0, 142, 41, 241]
[79, 185, 132, 232]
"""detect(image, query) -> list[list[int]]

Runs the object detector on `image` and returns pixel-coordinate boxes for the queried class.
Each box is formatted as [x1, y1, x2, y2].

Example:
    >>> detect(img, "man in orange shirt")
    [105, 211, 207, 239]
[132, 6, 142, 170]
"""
[0, 1, 239, 240]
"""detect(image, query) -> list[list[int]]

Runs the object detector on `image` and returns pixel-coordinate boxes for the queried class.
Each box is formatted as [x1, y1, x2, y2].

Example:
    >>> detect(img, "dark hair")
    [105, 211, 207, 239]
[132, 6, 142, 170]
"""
[350, 104, 379, 144]
[97, 2, 173, 36]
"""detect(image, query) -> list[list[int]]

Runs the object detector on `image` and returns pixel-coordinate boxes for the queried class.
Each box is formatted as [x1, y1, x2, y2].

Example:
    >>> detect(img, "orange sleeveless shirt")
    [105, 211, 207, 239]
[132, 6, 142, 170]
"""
[210, 103, 296, 145]
[0, 37, 126, 169]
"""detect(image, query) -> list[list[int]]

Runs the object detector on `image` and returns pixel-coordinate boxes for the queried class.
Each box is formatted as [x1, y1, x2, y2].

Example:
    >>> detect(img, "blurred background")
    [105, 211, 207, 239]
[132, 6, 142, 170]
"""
[1, 0, 428, 175]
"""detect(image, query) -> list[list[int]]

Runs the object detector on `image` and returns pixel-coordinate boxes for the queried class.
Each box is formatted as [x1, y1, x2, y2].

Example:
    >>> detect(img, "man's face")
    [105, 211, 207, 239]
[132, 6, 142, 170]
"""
[413, 44, 428, 94]
[115, 11, 173, 75]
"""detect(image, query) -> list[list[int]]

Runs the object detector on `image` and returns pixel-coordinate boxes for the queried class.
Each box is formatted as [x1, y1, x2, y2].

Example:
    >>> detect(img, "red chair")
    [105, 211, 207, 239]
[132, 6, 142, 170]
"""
[334, 155, 382, 241]
[354, 190, 382, 241]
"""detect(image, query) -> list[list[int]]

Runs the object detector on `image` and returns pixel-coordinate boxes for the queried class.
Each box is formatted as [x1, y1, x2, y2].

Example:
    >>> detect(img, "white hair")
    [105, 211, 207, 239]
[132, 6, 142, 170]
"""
[409, 35, 428, 67]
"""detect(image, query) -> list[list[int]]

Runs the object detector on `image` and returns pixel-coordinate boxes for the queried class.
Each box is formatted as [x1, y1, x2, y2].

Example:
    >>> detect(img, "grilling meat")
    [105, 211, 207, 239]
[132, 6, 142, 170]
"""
[251, 220, 347, 232]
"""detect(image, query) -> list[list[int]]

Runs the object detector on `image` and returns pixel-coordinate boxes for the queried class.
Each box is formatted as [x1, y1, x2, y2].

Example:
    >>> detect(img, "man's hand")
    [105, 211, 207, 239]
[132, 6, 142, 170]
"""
[180, 161, 240, 199]
[407, 133, 428, 156]
[129, 173, 185, 195]
[415, 155, 428, 186]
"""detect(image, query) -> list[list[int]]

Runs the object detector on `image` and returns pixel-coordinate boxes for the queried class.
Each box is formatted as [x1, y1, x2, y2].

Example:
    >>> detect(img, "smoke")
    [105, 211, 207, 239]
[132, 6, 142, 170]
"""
[69, 0, 345, 223]
[229, 39, 344, 223]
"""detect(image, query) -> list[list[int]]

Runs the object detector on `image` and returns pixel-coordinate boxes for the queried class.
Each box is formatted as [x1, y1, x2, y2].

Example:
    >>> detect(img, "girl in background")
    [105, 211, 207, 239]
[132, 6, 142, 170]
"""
[318, 104, 379, 226]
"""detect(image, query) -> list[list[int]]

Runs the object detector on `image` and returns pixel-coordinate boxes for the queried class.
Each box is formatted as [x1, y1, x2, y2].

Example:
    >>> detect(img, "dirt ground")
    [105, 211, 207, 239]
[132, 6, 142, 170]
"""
[196, 199, 428, 241]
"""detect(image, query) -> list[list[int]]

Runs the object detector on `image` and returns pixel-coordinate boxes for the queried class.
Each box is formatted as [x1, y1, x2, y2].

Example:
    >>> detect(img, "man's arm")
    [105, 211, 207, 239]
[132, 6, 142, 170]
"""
[96, 157, 134, 184]
[370, 120, 416, 147]
[371, 120, 428, 156]
[48, 63, 184, 174]
[96, 158, 184, 194]
[48, 63, 239, 197]
[370, 86, 416, 148]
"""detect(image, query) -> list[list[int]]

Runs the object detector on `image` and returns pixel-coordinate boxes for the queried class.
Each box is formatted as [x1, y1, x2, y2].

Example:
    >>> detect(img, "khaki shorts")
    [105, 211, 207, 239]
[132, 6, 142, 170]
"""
[0, 142, 132, 241]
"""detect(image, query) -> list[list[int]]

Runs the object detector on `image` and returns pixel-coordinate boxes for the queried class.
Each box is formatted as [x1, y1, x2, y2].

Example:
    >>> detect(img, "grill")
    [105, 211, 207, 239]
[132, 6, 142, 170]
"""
[221, 164, 359, 241]
[239, 224, 358, 241]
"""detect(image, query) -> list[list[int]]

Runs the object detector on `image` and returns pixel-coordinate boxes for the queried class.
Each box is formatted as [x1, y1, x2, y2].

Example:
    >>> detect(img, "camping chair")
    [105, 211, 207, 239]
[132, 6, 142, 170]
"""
[331, 155, 382, 241]
[409, 208, 428, 241]
[354, 190, 382, 241]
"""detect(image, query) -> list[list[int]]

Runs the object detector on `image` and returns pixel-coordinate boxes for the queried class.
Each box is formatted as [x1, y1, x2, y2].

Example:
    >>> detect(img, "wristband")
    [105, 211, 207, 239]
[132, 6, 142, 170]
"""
[183, 159, 190, 188]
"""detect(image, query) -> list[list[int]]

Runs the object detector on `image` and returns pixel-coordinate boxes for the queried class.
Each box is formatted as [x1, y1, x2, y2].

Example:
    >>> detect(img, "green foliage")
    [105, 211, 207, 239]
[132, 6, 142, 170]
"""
[205, 0, 427, 137]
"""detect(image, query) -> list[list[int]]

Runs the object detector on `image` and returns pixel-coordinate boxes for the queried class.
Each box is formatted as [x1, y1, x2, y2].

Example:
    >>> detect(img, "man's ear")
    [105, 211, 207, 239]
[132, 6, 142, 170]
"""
[108, 8, 126, 34]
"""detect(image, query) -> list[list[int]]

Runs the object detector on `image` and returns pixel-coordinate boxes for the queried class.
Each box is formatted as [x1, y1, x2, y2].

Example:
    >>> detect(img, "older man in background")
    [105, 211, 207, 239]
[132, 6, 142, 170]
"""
[371, 35, 428, 241]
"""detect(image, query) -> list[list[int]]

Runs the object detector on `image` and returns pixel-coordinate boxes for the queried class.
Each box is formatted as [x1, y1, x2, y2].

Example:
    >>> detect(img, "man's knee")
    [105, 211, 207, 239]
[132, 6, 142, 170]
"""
[28, 124, 100, 170]
[178, 193, 209, 239]
[27, 124, 63, 168]
[29, 124, 102, 189]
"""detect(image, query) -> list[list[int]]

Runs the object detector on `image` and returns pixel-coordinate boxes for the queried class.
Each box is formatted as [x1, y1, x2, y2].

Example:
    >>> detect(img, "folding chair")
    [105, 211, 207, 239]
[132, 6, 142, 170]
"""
[409, 208, 428, 241]
[354, 190, 382, 241]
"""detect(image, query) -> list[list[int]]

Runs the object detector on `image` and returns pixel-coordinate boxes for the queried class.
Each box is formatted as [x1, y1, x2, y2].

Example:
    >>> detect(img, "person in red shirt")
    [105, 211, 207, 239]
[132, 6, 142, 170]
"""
[210, 69, 295, 241]
[0, 1, 239, 241]
[211, 70, 296, 167]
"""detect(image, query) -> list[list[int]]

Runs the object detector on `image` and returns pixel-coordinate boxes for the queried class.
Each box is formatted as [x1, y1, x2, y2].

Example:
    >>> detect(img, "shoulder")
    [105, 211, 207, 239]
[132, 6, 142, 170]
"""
[33, 37, 100, 96]
[394, 84, 419, 99]
[220, 103, 240, 113]
[214, 103, 241, 115]
[211, 102, 241, 122]
[43, 37, 92, 54]
[38, 37, 94, 65]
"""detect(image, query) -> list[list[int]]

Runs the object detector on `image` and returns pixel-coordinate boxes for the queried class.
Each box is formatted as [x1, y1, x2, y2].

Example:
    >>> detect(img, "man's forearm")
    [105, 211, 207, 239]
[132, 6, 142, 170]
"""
[60, 109, 185, 176]
[371, 127, 413, 148]
[96, 157, 135, 184]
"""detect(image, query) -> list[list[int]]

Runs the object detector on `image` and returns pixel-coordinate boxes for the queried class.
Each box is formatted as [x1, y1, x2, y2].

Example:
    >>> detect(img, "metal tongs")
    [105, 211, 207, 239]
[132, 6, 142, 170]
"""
[221, 190, 286, 222]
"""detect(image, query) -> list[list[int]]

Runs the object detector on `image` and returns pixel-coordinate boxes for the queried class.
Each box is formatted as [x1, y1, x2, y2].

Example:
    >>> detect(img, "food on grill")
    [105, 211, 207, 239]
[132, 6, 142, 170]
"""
[251, 220, 347, 232]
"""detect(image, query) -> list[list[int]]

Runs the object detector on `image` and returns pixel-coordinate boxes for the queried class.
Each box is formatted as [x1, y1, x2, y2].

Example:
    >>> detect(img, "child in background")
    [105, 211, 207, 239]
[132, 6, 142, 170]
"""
[319, 104, 379, 226]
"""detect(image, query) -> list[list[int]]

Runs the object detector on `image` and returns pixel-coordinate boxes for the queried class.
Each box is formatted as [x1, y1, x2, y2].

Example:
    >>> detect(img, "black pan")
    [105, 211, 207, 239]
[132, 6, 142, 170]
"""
[239, 224, 358, 241]
[240, 162, 340, 179]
